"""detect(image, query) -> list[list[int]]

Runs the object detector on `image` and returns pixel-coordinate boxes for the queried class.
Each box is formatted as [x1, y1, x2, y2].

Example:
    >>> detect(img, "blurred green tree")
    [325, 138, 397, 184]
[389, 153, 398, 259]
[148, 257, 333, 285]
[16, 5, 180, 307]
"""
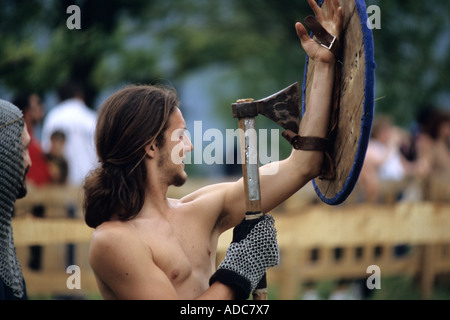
[0, 0, 448, 127]
[372, 0, 450, 126]
[0, 0, 160, 106]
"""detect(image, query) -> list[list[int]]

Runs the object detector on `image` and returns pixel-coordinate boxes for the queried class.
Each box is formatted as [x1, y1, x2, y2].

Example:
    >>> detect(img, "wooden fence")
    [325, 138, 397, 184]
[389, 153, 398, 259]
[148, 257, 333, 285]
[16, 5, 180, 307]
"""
[218, 202, 450, 299]
[12, 181, 450, 299]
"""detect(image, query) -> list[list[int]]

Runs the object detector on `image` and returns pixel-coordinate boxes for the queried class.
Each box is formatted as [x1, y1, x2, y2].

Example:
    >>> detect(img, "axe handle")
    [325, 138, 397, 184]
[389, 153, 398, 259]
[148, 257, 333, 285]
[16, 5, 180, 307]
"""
[238, 118, 262, 214]
[237, 117, 267, 300]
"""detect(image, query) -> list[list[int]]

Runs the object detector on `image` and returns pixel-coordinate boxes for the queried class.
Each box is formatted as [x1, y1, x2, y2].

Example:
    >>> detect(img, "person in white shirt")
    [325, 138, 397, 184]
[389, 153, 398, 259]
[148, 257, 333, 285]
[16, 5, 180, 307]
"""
[41, 81, 97, 186]
[359, 115, 415, 202]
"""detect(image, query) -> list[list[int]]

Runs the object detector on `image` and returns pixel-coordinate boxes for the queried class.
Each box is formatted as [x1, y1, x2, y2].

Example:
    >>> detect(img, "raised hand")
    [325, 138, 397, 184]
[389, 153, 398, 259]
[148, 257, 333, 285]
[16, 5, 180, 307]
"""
[295, 0, 343, 64]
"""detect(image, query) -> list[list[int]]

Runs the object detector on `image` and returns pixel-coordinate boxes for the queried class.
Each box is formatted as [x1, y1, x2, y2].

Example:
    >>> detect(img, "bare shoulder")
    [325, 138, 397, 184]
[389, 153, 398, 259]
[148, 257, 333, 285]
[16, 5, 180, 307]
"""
[179, 180, 245, 232]
[179, 182, 236, 219]
[180, 181, 237, 203]
[90, 221, 138, 250]
[89, 221, 147, 268]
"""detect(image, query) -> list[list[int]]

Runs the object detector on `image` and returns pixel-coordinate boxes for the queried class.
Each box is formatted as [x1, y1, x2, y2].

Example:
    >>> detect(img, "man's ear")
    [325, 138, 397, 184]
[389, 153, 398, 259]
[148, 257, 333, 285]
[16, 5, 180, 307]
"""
[145, 142, 158, 159]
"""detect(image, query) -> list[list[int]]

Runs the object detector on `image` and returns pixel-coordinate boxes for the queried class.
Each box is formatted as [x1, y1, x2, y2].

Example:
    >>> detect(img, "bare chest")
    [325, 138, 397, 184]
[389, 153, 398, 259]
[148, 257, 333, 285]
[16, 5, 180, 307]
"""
[136, 217, 216, 296]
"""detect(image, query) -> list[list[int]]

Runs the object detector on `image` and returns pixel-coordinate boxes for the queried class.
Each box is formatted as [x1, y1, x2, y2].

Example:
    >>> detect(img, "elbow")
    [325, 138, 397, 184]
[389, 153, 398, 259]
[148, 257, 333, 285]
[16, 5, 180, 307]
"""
[308, 160, 324, 181]
[299, 152, 324, 181]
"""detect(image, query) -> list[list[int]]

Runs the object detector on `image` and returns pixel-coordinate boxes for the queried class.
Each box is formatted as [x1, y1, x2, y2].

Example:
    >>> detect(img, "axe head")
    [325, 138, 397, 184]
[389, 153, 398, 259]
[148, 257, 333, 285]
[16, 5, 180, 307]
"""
[232, 82, 301, 133]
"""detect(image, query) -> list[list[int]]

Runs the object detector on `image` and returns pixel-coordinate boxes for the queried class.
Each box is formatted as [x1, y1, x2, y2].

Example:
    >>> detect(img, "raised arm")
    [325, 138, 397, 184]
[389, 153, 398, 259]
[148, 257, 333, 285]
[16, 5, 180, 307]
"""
[218, 0, 343, 231]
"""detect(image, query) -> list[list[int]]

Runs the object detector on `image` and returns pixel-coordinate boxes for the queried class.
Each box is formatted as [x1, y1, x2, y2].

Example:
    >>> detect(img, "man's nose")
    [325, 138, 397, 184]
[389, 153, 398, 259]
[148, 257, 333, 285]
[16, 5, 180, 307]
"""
[184, 133, 193, 152]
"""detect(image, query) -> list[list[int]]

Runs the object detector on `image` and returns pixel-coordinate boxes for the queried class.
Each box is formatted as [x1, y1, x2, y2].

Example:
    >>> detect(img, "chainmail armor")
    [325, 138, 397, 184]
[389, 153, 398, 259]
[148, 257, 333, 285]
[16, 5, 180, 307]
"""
[217, 214, 279, 292]
[0, 100, 25, 298]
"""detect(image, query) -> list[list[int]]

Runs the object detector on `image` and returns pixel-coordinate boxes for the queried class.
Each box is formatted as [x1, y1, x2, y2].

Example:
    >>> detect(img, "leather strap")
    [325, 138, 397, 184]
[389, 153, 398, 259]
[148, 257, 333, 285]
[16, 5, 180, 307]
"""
[304, 15, 341, 60]
[282, 130, 330, 152]
[282, 129, 336, 180]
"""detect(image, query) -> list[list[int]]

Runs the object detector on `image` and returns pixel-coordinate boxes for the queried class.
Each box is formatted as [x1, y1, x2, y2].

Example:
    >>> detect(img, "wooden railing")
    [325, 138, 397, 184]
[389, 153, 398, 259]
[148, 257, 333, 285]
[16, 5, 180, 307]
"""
[12, 180, 450, 299]
[218, 202, 450, 299]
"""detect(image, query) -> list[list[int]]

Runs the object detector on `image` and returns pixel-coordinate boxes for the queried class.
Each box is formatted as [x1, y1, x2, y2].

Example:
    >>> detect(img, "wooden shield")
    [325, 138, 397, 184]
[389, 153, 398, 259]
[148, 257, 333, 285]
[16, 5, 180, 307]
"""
[302, 0, 375, 205]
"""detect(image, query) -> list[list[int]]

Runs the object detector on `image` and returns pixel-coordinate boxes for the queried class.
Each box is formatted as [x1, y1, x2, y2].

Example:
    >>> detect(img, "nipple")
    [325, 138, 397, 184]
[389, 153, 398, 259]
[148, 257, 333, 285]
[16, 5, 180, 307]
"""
[171, 269, 180, 280]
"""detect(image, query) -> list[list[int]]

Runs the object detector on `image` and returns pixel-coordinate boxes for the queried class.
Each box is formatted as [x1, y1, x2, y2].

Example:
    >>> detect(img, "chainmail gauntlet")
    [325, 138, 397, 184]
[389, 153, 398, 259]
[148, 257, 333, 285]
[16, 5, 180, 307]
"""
[210, 214, 279, 300]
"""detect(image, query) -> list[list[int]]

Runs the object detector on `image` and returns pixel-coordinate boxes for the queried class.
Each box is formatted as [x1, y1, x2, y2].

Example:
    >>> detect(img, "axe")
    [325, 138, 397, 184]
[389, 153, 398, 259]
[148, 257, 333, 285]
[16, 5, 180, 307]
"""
[232, 82, 301, 135]
[231, 82, 302, 300]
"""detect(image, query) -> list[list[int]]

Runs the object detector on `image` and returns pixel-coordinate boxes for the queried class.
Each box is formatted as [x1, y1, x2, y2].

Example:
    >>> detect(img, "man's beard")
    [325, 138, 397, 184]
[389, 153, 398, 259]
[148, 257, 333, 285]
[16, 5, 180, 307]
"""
[158, 151, 187, 187]
[17, 166, 29, 199]
[171, 172, 186, 187]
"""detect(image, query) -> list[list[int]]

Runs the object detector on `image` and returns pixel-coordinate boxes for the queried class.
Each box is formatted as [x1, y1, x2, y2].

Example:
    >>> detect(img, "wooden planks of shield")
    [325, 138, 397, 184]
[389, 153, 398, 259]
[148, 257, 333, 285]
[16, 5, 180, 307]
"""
[302, 0, 375, 205]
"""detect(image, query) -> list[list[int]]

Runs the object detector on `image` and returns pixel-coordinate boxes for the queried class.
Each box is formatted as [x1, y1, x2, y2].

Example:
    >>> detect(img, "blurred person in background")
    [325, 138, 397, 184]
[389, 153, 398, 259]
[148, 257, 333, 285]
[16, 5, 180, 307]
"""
[13, 93, 52, 187]
[0, 100, 32, 300]
[41, 80, 97, 186]
[415, 108, 450, 176]
[45, 130, 69, 185]
[414, 108, 450, 200]
[358, 115, 419, 258]
[359, 115, 417, 203]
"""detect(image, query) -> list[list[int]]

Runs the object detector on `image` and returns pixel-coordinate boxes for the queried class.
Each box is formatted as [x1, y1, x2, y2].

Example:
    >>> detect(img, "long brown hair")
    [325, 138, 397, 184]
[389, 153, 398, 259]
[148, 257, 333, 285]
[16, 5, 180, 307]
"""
[83, 85, 179, 228]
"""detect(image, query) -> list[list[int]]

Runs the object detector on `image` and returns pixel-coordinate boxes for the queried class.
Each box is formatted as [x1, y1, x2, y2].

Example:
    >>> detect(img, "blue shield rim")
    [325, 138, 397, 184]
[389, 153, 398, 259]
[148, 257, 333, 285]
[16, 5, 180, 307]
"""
[301, 0, 376, 205]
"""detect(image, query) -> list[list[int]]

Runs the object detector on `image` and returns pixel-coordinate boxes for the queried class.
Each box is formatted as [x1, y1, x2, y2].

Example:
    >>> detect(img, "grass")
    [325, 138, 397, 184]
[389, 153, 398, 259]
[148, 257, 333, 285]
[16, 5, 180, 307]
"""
[267, 275, 450, 300]
[28, 275, 450, 300]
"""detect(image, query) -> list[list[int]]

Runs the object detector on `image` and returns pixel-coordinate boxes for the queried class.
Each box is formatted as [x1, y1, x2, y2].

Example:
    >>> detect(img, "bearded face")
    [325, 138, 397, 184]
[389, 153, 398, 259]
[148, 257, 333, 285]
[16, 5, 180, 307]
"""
[157, 148, 187, 187]
[154, 108, 192, 188]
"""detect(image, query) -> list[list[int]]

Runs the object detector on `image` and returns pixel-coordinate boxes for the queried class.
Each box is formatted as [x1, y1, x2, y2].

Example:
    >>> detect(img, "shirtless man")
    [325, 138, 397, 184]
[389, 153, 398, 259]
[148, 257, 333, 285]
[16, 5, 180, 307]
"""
[84, 0, 343, 300]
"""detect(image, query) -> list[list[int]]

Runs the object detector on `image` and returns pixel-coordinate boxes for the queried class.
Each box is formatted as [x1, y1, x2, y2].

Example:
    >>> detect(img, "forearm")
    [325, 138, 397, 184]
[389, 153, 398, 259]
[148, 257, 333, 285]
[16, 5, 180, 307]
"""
[289, 60, 335, 177]
[240, 62, 336, 215]
[299, 61, 335, 140]
[196, 282, 235, 300]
